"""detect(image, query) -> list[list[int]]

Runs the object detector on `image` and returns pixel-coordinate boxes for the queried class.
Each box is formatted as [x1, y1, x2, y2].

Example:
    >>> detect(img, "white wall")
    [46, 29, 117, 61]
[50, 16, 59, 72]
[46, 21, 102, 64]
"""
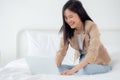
[80, 0, 120, 29]
[0, 0, 120, 66]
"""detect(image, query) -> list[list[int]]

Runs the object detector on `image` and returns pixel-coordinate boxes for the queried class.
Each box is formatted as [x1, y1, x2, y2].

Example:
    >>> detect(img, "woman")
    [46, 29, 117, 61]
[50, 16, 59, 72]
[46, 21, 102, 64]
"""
[55, 0, 111, 75]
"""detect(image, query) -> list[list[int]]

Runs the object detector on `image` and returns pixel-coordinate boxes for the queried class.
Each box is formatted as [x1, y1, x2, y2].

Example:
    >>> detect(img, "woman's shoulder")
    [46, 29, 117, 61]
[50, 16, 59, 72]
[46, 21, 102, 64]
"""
[85, 20, 96, 27]
[85, 20, 98, 32]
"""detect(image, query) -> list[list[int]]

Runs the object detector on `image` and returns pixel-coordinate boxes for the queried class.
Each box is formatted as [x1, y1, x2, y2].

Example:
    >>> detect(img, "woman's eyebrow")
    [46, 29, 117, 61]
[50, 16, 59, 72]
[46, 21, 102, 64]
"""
[64, 14, 73, 18]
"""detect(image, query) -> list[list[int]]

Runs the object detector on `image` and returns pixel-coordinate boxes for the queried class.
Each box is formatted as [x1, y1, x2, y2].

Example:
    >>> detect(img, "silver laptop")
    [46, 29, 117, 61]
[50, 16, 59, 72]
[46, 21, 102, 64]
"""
[26, 56, 60, 75]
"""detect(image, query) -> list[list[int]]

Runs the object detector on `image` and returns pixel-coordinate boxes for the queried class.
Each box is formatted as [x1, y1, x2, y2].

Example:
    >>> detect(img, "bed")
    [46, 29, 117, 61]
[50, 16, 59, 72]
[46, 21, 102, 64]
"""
[0, 29, 120, 80]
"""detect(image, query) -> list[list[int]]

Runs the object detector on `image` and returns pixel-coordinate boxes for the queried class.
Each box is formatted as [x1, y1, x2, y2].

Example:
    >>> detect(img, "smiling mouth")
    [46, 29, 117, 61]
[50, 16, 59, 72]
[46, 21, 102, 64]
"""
[69, 22, 74, 26]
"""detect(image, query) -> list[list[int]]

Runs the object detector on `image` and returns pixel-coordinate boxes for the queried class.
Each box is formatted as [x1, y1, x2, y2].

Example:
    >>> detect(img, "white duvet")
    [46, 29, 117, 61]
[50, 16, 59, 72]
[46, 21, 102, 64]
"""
[0, 53, 120, 80]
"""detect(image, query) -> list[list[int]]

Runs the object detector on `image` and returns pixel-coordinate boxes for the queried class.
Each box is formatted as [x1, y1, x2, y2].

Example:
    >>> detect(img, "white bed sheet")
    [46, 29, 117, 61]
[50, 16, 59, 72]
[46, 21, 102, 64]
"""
[0, 53, 120, 80]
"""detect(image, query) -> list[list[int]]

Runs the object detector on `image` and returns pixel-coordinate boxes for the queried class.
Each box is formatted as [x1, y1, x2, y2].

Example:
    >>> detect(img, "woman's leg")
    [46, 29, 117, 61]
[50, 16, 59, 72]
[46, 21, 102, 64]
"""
[58, 64, 74, 72]
[74, 68, 85, 75]
[58, 64, 85, 75]
[58, 63, 112, 75]
[83, 63, 112, 75]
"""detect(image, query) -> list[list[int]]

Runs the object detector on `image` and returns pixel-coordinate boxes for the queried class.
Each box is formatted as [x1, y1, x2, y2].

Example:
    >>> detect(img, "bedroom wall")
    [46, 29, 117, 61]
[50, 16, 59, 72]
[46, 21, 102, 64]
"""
[0, 0, 120, 66]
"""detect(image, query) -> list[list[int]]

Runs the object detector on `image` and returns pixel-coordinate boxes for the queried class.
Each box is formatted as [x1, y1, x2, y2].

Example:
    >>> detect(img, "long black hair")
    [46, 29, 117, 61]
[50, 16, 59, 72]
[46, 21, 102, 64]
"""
[60, 0, 93, 45]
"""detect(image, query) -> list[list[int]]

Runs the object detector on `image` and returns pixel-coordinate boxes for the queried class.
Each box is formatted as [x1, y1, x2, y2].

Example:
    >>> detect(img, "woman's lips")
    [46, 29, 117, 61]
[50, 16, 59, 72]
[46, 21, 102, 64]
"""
[69, 22, 74, 26]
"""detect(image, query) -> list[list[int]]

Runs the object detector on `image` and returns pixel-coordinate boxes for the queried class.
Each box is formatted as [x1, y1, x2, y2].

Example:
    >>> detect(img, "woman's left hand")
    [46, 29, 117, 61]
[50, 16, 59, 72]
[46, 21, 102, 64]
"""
[60, 69, 75, 75]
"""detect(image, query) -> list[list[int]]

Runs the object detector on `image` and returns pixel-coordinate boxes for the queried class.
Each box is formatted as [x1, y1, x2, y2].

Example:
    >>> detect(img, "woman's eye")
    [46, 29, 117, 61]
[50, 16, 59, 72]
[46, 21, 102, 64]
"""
[69, 16, 73, 18]
[65, 17, 67, 20]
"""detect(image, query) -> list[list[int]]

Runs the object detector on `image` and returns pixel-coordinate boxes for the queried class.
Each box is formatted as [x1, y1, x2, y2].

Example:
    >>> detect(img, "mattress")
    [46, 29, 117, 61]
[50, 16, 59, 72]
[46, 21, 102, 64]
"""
[0, 53, 119, 80]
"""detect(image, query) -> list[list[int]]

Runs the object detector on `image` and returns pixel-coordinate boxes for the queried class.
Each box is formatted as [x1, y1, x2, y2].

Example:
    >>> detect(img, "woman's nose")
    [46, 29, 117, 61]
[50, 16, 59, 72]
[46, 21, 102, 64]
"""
[67, 18, 72, 23]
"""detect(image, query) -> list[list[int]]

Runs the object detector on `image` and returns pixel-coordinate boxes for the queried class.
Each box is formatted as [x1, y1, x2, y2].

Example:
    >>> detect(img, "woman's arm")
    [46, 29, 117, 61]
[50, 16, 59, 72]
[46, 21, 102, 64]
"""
[84, 23, 100, 64]
[71, 60, 88, 73]
[55, 36, 69, 67]
[61, 60, 88, 75]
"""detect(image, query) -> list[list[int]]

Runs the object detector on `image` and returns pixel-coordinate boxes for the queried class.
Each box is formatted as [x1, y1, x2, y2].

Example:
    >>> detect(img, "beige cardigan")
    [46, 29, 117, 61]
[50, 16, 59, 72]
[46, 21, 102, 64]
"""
[55, 20, 111, 67]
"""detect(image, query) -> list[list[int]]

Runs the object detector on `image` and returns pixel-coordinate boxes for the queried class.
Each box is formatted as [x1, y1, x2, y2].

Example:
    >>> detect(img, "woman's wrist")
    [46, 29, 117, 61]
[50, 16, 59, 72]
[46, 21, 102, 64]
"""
[71, 67, 78, 73]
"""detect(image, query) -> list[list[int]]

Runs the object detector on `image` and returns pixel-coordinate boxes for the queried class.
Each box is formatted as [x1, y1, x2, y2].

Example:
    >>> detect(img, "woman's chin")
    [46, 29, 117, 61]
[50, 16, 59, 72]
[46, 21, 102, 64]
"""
[70, 26, 75, 29]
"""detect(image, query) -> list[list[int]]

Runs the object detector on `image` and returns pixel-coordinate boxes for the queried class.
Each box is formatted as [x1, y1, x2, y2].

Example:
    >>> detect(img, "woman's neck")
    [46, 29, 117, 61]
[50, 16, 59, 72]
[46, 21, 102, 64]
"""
[75, 23, 83, 34]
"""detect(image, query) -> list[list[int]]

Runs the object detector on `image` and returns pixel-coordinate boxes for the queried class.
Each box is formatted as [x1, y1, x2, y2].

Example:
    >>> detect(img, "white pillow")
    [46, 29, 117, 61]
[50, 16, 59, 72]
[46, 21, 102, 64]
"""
[26, 30, 76, 65]
[26, 31, 60, 58]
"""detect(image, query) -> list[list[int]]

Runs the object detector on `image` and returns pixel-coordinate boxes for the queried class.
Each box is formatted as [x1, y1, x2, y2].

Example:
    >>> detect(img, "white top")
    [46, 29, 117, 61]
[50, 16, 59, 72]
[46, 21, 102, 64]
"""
[77, 34, 83, 50]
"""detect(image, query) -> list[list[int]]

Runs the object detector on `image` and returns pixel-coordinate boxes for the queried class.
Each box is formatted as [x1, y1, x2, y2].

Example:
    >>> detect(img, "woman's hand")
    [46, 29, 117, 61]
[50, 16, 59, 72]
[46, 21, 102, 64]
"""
[60, 69, 75, 75]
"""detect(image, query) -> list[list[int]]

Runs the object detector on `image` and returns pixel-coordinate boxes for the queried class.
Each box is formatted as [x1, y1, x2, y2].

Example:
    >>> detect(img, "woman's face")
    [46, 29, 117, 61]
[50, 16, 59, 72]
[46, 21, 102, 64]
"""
[64, 9, 82, 29]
